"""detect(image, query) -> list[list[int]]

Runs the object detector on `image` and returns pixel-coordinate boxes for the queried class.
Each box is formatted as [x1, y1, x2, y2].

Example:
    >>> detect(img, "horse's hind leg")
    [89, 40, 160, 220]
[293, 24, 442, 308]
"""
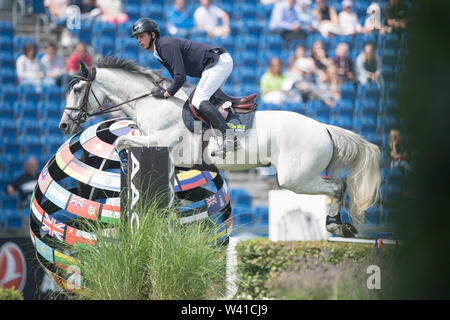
[276, 166, 357, 237]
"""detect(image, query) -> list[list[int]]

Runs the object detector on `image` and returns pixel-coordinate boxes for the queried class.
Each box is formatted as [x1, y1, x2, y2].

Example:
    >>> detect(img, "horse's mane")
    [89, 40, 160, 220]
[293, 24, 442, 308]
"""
[67, 55, 195, 98]
[96, 55, 164, 85]
[95, 55, 195, 92]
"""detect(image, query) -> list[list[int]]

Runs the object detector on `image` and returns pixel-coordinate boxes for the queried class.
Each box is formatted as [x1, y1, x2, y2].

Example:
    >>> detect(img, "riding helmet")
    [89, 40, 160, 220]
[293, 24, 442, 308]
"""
[130, 18, 160, 38]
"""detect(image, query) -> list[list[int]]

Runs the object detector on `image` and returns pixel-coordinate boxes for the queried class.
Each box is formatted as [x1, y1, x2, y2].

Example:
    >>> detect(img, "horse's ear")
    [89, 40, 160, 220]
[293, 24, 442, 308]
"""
[79, 60, 89, 78]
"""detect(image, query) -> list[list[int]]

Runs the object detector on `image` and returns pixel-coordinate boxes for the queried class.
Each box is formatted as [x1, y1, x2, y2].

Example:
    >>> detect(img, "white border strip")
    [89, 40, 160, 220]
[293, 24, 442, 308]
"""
[328, 237, 404, 245]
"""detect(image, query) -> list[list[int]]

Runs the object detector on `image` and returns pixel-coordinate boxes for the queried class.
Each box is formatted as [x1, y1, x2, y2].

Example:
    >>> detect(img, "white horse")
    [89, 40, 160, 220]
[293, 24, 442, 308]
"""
[59, 57, 381, 237]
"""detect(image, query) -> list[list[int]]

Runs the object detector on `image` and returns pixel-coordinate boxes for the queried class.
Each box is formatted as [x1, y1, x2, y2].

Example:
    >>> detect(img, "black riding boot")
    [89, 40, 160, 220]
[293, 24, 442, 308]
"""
[198, 100, 240, 157]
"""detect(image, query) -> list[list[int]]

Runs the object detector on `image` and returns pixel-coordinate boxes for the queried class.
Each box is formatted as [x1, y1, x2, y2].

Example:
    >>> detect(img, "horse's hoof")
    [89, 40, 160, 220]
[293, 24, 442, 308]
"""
[341, 223, 358, 237]
[326, 221, 358, 238]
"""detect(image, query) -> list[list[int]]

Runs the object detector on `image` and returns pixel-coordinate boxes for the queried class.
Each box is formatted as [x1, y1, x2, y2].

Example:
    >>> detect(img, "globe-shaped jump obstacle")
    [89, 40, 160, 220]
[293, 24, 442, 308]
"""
[29, 118, 233, 294]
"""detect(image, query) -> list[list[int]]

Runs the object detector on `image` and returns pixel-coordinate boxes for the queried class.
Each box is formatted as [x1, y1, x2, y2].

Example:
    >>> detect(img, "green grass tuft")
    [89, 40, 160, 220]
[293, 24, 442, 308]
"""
[71, 195, 227, 300]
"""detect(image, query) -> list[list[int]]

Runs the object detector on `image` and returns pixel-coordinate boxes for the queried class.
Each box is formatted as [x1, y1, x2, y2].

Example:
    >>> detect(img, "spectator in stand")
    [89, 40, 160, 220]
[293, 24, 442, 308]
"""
[297, 0, 319, 33]
[66, 42, 93, 75]
[333, 0, 364, 36]
[311, 0, 339, 38]
[72, 0, 101, 20]
[310, 40, 340, 99]
[96, 0, 129, 26]
[166, 0, 196, 38]
[40, 42, 66, 87]
[288, 45, 315, 73]
[6, 156, 39, 209]
[355, 42, 383, 89]
[363, 2, 385, 34]
[283, 56, 337, 108]
[193, 0, 230, 39]
[269, 0, 310, 49]
[332, 42, 355, 83]
[388, 129, 410, 170]
[383, 0, 408, 32]
[44, 0, 69, 25]
[260, 57, 286, 105]
[16, 42, 50, 90]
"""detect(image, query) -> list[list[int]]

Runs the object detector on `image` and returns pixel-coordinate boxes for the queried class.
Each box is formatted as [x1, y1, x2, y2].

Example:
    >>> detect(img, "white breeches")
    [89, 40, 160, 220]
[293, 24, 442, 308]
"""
[191, 52, 233, 109]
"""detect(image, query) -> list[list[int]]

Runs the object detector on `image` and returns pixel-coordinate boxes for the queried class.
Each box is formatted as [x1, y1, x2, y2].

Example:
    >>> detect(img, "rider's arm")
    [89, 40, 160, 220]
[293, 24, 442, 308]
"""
[160, 43, 187, 97]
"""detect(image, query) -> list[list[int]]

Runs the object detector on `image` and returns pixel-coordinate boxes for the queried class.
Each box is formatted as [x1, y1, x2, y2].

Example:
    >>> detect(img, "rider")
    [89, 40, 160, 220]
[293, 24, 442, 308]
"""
[130, 17, 240, 156]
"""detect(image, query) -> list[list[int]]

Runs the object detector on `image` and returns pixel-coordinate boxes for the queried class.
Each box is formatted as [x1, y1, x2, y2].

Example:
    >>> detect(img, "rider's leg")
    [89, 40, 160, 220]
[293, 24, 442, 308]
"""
[192, 52, 239, 156]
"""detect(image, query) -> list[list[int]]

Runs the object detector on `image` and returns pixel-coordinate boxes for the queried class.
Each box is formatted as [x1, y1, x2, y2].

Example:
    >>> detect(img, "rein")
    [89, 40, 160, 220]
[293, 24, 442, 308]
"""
[65, 71, 166, 128]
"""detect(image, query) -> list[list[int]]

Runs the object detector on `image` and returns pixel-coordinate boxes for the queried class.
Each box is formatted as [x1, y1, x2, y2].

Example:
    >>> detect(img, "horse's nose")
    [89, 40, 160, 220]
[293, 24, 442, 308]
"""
[59, 122, 68, 130]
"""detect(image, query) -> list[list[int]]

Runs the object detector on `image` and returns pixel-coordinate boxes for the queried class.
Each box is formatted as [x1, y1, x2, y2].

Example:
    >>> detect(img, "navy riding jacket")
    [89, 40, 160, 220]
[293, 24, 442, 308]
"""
[153, 37, 226, 96]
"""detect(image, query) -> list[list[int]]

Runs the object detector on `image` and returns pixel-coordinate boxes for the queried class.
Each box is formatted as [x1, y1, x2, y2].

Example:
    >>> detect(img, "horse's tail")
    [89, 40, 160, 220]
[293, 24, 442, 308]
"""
[325, 124, 381, 225]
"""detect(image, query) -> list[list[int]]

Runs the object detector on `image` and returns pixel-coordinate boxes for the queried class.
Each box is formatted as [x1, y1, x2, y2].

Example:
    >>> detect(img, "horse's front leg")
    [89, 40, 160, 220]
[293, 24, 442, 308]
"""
[114, 135, 163, 175]
[114, 135, 162, 151]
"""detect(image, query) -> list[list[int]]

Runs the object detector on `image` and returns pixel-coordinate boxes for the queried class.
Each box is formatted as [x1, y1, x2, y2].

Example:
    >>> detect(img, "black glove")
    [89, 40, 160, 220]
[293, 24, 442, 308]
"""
[151, 86, 166, 99]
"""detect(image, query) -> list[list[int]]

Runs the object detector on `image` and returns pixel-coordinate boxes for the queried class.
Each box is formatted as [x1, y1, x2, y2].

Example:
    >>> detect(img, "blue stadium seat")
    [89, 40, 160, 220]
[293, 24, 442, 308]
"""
[122, 3, 140, 20]
[259, 34, 283, 52]
[115, 36, 136, 53]
[16, 83, 38, 97]
[354, 33, 377, 51]
[2, 194, 18, 210]
[0, 121, 17, 144]
[255, 2, 274, 22]
[382, 65, 395, 83]
[22, 91, 40, 105]
[241, 18, 262, 37]
[361, 132, 381, 146]
[377, 116, 398, 133]
[230, 188, 252, 207]
[0, 171, 10, 193]
[253, 205, 269, 226]
[3, 143, 20, 161]
[381, 48, 397, 67]
[4, 209, 23, 230]
[285, 102, 304, 114]
[355, 98, 378, 117]
[92, 36, 115, 56]
[380, 183, 402, 205]
[387, 167, 403, 187]
[37, 100, 60, 118]
[379, 205, 394, 227]
[1, 86, 18, 105]
[117, 20, 134, 37]
[0, 100, 14, 119]
[339, 81, 356, 101]
[13, 36, 36, 53]
[14, 101, 38, 119]
[331, 35, 354, 52]
[329, 115, 353, 130]
[364, 204, 380, 226]
[0, 66, 16, 85]
[0, 20, 14, 38]
[382, 33, 401, 50]
[20, 141, 43, 161]
[334, 99, 354, 118]
[92, 21, 116, 38]
[355, 115, 376, 132]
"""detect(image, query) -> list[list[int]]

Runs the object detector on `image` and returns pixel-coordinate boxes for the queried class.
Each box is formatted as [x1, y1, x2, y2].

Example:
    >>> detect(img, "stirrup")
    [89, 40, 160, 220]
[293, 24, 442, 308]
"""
[211, 134, 241, 158]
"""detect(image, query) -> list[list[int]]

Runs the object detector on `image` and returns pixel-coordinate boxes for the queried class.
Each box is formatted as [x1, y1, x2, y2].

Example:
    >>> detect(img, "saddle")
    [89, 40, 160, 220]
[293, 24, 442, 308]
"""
[188, 88, 258, 125]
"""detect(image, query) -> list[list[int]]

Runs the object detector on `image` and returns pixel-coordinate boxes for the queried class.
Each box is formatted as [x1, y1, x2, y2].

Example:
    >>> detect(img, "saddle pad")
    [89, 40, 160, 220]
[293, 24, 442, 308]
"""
[182, 99, 256, 134]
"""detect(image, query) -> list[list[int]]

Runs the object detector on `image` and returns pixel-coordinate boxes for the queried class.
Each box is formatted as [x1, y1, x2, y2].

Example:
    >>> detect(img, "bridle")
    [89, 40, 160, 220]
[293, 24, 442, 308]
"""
[64, 67, 166, 131]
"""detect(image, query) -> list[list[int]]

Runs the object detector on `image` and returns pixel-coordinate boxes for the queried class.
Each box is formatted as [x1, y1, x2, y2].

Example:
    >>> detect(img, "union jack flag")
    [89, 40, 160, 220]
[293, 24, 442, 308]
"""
[38, 166, 52, 192]
[41, 213, 65, 241]
[70, 195, 85, 207]
[205, 195, 217, 207]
